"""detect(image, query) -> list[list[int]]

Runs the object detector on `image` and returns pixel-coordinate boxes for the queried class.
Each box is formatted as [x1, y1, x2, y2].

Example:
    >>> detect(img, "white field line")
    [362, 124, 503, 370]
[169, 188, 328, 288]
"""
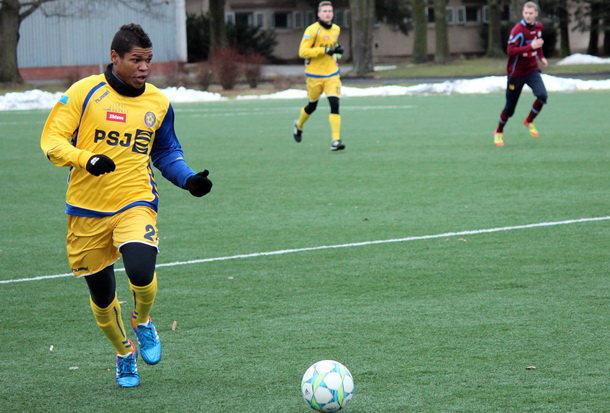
[2, 216, 608, 285]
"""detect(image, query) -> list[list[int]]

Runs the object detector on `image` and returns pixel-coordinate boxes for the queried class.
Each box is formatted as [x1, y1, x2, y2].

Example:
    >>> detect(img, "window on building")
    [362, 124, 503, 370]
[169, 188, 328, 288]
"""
[272, 12, 291, 29]
[293, 11, 303, 29]
[225, 12, 235, 25]
[426, 7, 435, 24]
[254, 12, 265, 28]
[446, 7, 454, 24]
[465, 6, 479, 22]
[454, 6, 466, 24]
[305, 11, 316, 26]
[235, 12, 251, 26]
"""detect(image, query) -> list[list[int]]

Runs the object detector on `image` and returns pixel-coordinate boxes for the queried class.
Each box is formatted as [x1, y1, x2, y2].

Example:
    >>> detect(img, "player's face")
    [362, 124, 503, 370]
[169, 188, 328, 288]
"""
[318, 6, 334, 25]
[522, 6, 538, 24]
[111, 47, 153, 89]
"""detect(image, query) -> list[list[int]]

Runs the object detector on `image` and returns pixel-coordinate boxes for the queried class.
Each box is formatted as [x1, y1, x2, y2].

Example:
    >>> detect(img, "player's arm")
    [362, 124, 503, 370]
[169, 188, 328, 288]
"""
[41, 92, 95, 169]
[298, 27, 326, 59]
[151, 104, 211, 197]
[537, 24, 548, 66]
[507, 28, 541, 57]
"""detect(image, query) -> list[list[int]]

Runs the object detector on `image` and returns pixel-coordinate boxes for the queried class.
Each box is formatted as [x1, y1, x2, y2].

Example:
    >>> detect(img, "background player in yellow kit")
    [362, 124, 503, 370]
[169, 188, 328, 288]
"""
[293, 1, 345, 151]
[41, 24, 213, 388]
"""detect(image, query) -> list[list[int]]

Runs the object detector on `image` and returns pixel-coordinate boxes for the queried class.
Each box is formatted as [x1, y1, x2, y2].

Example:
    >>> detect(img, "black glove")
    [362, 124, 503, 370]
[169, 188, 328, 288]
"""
[334, 44, 344, 55]
[325, 46, 336, 56]
[86, 154, 115, 176]
[186, 170, 213, 197]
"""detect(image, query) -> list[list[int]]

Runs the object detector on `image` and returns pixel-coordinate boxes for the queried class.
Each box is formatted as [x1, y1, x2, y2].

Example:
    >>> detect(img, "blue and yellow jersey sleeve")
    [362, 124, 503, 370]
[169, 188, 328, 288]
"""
[299, 22, 341, 78]
[41, 75, 196, 217]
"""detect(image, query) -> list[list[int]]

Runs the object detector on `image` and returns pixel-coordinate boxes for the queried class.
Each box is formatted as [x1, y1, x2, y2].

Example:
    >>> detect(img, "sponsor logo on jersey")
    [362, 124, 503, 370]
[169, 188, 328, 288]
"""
[94, 128, 153, 154]
[323, 36, 330, 40]
[144, 112, 156, 127]
[106, 112, 126, 122]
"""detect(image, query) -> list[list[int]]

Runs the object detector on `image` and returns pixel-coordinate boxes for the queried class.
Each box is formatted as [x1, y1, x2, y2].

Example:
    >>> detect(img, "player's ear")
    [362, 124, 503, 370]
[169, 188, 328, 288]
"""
[110, 50, 119, 65]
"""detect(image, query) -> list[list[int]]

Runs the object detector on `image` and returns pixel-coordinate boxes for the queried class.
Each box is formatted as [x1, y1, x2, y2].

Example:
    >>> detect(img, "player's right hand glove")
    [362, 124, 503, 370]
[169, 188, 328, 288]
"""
[186, 170, 213, 197]
[86, 154, 116, 176]
[325, 46, 337, 56]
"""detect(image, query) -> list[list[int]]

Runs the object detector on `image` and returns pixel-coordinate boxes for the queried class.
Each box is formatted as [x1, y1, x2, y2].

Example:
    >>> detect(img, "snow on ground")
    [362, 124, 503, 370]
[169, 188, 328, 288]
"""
[1, 54, 608, 111]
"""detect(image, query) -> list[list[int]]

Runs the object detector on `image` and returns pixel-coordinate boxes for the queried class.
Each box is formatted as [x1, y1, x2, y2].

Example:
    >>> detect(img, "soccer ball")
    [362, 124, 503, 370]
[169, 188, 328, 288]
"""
[301, 360, 354, 412]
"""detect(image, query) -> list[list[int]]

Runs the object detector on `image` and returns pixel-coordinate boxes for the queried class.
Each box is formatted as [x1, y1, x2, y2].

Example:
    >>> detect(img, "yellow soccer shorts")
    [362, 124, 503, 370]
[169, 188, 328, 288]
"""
[67, 206, 159, 277]
[306, 75, 342, 101]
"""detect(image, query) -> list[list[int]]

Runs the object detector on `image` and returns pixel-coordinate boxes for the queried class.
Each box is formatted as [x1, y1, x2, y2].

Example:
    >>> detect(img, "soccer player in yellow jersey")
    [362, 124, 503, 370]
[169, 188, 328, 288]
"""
[293, 1, 345, 151]
[40, 24, 213, 388]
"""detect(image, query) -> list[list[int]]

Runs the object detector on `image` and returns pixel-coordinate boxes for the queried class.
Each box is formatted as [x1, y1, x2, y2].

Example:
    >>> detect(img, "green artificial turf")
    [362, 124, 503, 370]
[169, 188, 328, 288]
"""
[0, 90, 608, 412]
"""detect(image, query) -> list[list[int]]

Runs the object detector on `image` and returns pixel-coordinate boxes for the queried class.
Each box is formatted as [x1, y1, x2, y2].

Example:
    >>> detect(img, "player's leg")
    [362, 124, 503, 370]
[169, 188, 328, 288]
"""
[523, 71, 548, 137]
[325, 76, 344, 151]
[495, 77, 524, 145]
[294, 78, 323, 142]
[68, 215, 129, 355]
[69, 214, 139, 387]
[85, 265, 134, 355]
[115, 206, 161, 365]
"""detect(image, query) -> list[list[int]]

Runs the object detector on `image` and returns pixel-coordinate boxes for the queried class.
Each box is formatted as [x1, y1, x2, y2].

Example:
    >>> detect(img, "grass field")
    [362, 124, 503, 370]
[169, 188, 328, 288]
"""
[1, 89, 609, 412]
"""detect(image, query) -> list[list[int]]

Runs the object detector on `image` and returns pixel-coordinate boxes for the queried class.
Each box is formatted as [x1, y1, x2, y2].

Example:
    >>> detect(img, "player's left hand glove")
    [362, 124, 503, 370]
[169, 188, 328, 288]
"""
[186, 170, 213, 197]
[325, 46, 337, 56]
[334, 44, 344, 55]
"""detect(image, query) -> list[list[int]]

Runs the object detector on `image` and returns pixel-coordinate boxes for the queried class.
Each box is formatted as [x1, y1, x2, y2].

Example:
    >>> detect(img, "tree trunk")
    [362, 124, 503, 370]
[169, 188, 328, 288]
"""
[587, 2, 600, 55]
[433, 0, 449, 64]
[510, 0, 521, 23]
[348, 0, 374, 75]
[558, 0, 571, 57]
[603, 2, 610, 56]
[0, 0, 24, 83]
[209, 0, 227, 55]
[486, 0, 504, 57]
[411, 0, 427, 63]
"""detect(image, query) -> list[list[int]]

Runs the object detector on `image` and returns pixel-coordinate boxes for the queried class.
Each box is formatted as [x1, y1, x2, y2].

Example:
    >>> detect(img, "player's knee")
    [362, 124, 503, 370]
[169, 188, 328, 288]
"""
[86, 266, 116, 308]
[504, 107, 515, 118]
[328, 96, 340, 114]
[120, 243, 157, 286]
[305, 101, 318, 114]
[536, 94, 547, 105]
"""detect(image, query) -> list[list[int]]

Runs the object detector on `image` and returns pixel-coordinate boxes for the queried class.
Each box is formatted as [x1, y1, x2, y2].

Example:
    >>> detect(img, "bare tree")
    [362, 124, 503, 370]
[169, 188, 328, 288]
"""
[411, 0, 428, 63]
[0, 0, 56, 83]
[433, 0, 450, 63]
[349, 0, 375, 75]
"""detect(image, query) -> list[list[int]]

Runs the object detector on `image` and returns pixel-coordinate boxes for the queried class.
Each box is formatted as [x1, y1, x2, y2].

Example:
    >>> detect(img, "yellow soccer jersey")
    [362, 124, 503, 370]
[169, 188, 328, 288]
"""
[41, 73, 195, 217]
[299, 22, 341, 78]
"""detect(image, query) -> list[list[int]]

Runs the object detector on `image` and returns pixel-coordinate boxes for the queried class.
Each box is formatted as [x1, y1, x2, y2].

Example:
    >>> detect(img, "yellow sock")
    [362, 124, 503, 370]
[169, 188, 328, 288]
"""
[329, 113, 341, 141]
[90, 295, 133, 355]
[297, 108, 310, 130]
[129, 272, 158, 326]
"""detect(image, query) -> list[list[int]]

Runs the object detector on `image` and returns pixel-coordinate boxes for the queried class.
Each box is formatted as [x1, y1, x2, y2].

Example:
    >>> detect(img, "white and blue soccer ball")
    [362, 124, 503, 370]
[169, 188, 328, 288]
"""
[301, 360, 354, 412]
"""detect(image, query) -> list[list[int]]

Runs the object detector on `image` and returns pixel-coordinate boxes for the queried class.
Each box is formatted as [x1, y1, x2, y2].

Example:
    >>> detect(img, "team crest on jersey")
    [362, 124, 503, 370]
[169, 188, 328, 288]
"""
[144, 112, 156, 127]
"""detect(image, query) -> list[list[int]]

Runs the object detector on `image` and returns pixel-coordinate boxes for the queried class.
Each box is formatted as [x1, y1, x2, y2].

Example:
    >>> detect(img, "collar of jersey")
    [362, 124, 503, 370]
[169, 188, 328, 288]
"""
[104, 64, 146, 97]
[318, 19, 333, 30]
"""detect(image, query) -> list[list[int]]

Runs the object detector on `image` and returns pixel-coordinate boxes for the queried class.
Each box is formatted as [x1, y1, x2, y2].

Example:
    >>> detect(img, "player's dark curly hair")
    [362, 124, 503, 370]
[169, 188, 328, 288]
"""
[110, 23, 152, 57]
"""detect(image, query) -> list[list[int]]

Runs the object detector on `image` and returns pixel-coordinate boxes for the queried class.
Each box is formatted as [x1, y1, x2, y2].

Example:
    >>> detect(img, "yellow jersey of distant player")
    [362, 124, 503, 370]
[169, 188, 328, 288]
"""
[41, 73, 196, 217]
[299, 21, 341, 78]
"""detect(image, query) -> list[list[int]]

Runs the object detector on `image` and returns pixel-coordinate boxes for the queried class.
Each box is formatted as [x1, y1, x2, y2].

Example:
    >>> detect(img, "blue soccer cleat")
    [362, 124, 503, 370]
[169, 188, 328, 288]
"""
[116, 341, 139, 388]
[132, 314, 162, 365]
